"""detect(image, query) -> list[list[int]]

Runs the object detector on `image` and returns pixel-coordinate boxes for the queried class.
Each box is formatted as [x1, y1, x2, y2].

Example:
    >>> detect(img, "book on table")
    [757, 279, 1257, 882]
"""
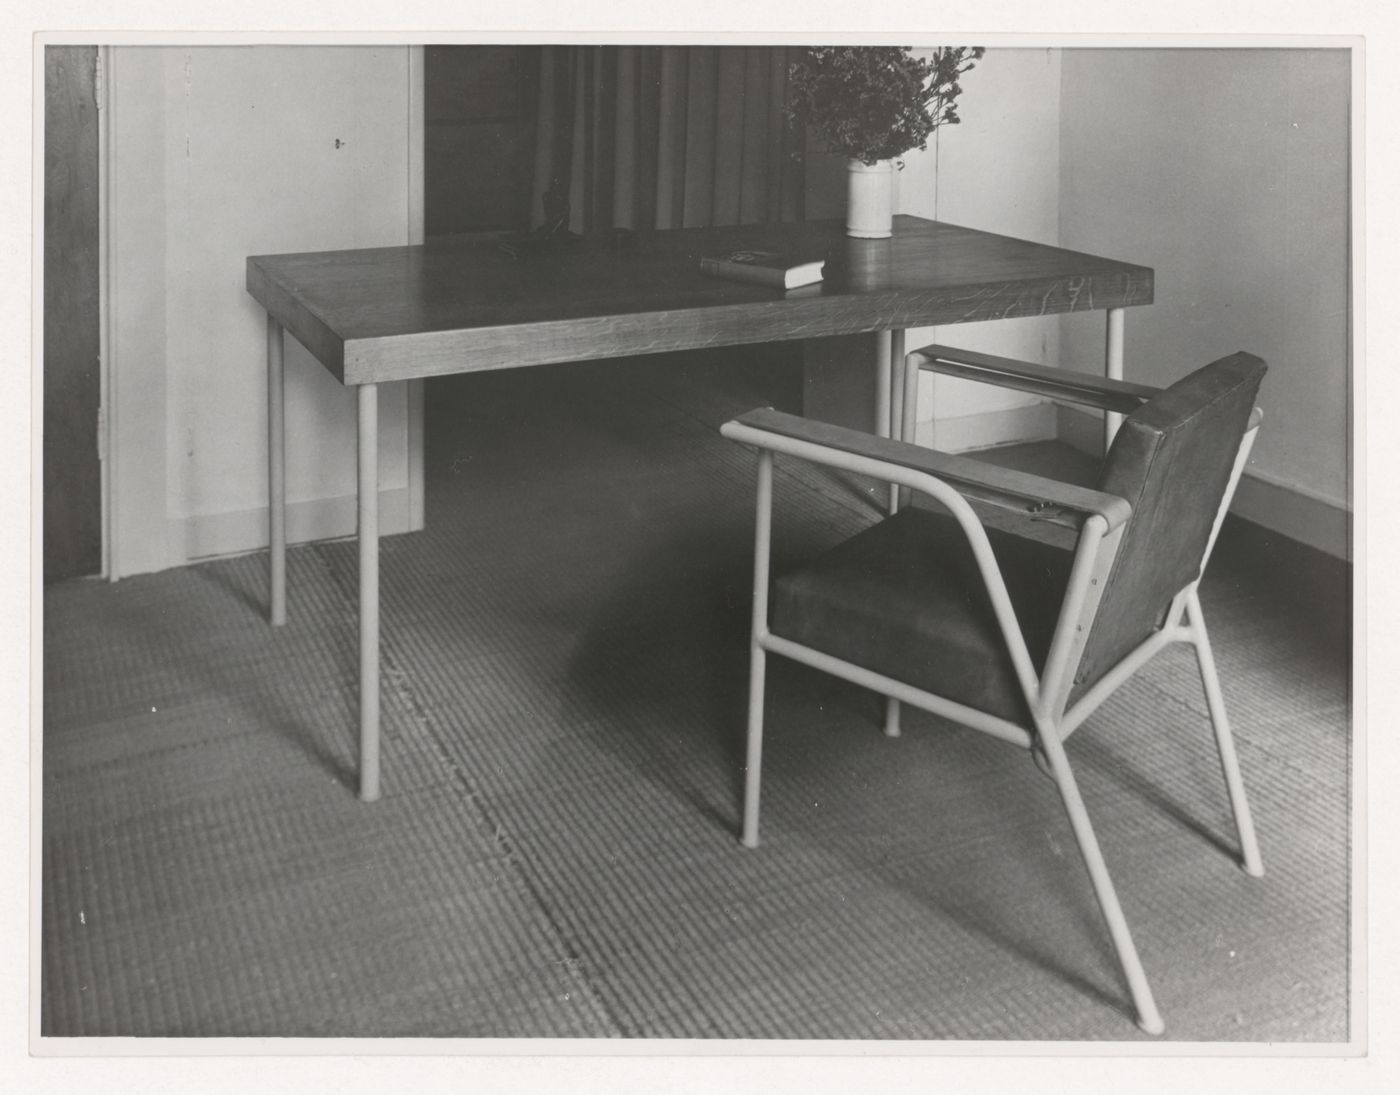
[698, 249, 826, 289]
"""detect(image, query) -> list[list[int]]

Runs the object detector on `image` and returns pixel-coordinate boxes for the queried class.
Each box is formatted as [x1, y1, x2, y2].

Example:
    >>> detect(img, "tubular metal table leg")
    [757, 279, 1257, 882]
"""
[875, 329, 892, 442]
[358, 383, 382, 802]
[267, 316, 287, 627]
[1105, 307, 1125, 451]
[887, 328, 906, 513]
[882, 328, 903, 736]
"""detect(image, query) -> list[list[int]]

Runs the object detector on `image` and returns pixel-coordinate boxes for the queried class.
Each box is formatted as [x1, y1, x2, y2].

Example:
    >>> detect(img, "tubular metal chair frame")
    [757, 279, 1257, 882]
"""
[719, 345, 1264, 1035]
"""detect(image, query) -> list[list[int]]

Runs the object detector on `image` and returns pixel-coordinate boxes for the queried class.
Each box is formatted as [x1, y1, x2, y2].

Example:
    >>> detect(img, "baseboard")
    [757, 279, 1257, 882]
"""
[182, 487, 414, 563]
[1055, 403, 1107, 458]
[1230, 471, 1351, 562]
[916, 402, 1057, 453]
[1056, 404, 1351, 561]
[1214, 513, 1352, 649]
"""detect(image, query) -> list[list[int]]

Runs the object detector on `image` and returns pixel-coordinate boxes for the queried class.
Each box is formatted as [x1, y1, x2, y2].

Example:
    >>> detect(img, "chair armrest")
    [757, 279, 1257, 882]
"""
[909, 343, 1160, 415]
[722, 408, 1132, 532]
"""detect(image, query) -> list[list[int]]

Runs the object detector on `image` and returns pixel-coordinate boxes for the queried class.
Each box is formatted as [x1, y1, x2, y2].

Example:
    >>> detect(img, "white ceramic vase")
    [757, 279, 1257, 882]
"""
[845, 158, 894, 238]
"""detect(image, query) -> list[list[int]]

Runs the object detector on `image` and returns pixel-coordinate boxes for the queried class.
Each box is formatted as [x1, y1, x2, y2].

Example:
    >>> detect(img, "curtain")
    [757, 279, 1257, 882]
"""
[529, 46, 805, 234]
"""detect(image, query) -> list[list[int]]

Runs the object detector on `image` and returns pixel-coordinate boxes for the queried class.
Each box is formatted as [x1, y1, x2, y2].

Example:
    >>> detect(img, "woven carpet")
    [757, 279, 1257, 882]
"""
[41, 351, 1352, 1041]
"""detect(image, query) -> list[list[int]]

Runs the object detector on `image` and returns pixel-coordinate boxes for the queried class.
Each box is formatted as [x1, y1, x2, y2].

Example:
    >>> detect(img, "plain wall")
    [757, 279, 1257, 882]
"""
[108, 46, 422, 578]
[1058, 48, 1351, 557]
[804, 47, 1065, 449]
[900, 47, 1064, 450]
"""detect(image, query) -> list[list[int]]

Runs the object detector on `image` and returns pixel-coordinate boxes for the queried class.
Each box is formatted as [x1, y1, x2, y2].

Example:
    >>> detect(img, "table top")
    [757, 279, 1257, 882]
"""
[247, 215, 1153, 386]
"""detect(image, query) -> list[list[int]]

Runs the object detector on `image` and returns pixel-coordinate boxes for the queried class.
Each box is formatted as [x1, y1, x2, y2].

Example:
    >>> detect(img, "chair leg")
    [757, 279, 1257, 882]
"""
[741, 642, 767, 849]
[1037, 725, 1165, 1035]
[1185, 590, 1264, 877]
[883, 696, 901, 738]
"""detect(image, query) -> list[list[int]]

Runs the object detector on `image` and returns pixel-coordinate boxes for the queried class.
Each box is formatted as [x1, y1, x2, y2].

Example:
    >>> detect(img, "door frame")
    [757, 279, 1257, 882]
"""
[39, 44, 108, 582]
[97, 44, 112, 580]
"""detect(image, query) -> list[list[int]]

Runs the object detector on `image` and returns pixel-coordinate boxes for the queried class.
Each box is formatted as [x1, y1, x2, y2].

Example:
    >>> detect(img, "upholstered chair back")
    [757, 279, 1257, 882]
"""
[1072, 352, 1267, 697]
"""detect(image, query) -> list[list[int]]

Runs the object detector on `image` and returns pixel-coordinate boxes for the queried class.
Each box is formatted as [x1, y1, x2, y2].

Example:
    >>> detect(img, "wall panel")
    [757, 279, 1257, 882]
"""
[110, 46, 420, 576]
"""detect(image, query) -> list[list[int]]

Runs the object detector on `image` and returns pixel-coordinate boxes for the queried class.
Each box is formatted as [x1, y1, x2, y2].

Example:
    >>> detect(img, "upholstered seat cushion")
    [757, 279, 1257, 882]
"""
[770, 506, 1074, 725]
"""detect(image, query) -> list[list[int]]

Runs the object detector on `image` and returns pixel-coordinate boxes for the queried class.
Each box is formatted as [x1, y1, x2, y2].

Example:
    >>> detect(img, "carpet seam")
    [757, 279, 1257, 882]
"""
[310, 535, 628, 1038]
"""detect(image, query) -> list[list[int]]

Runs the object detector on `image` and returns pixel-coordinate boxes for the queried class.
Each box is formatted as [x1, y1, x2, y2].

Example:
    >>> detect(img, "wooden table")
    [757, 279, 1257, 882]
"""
[246, 214, 1153, 801]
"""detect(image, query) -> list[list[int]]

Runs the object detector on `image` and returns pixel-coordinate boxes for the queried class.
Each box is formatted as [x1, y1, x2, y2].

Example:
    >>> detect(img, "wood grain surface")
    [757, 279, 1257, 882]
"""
[247, 216, 1154, 386]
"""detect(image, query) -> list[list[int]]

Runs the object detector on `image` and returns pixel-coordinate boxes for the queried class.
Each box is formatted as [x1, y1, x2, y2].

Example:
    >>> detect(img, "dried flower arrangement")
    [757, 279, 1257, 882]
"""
[788, 46, 985, 166]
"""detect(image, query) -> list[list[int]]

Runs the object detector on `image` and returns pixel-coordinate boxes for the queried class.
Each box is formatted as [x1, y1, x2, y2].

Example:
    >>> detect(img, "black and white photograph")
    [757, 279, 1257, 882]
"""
[10, 2, 1391, 1093]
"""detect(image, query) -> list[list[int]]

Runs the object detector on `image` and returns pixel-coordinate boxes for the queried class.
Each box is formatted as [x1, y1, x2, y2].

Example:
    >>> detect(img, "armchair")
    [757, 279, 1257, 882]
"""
[719, 346, 1267, 1034]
